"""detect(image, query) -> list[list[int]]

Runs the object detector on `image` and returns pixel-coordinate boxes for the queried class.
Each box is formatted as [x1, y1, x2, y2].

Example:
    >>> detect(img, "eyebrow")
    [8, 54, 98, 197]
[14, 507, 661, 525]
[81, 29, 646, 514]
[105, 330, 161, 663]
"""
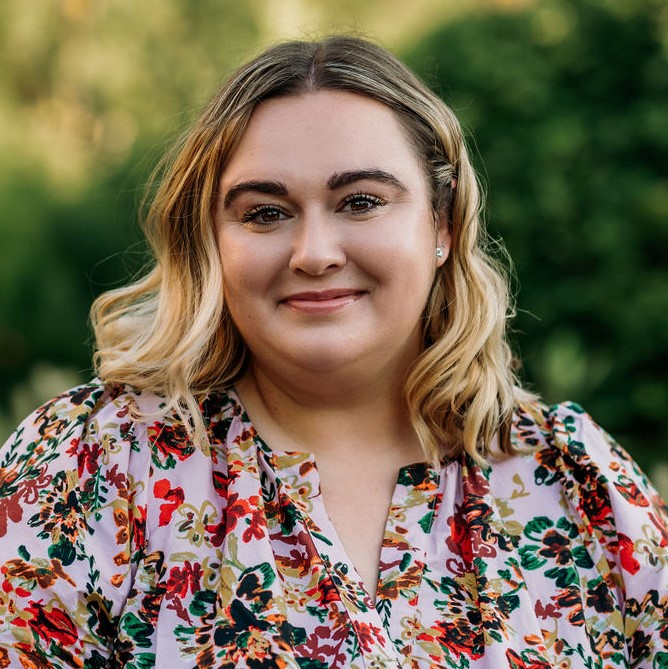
[222, 168, 406, 209]
[326, 169, 407, 192]
[223, 180, 287, 208]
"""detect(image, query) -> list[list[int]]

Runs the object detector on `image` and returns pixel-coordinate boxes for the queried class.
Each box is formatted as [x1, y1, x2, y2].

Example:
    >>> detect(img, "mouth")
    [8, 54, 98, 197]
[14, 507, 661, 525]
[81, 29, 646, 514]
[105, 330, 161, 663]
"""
[280, 289, 366, 313]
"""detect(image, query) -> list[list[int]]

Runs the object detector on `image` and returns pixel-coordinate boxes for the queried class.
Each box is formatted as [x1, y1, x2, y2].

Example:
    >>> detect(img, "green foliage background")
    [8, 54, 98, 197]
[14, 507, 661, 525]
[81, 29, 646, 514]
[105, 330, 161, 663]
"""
[1, 0, 666, 473]
[405, 0, 668, 470]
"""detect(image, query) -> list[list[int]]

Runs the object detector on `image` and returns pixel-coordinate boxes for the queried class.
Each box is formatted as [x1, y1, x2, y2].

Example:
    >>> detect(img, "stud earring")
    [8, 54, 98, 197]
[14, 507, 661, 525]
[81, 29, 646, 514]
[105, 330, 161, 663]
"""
[435, 247, 444, 259]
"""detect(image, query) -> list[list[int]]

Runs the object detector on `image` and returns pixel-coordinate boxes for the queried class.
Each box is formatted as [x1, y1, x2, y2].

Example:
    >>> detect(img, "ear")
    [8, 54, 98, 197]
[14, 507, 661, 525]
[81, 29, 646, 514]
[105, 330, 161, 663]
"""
[435, 210, 451, 267]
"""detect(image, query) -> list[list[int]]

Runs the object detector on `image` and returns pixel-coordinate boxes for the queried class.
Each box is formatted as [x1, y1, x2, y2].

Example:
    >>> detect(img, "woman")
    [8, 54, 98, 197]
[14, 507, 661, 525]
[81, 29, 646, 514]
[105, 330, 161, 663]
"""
[0, 36, 665, 668]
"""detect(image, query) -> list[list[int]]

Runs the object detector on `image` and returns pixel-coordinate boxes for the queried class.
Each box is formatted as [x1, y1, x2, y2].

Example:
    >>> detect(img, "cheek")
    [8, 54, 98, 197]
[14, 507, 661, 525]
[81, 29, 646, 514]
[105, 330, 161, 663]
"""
[218, 234, 281, 313]
[366, 217, 436, 277]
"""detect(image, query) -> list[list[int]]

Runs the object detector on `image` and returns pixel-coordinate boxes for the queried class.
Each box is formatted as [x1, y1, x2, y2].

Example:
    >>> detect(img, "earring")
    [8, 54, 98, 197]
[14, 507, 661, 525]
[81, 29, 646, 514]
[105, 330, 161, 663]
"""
[435, 247, 444, 259]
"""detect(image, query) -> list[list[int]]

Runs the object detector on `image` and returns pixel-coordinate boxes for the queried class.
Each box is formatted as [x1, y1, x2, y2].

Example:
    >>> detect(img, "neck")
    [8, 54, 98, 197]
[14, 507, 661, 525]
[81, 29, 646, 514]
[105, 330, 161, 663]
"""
[235, 362, 423, 465]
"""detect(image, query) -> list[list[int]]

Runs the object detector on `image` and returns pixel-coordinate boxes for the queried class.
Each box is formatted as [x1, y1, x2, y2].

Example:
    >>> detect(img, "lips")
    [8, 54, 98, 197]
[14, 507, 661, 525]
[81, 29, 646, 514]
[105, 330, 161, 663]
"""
[280, 289, 365, 313]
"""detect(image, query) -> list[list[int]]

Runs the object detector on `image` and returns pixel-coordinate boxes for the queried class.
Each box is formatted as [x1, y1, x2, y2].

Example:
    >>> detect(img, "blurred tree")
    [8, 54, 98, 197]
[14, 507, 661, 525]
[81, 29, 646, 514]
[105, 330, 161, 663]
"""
[0, 0, 262, 413]
[405, 0, 668, 468]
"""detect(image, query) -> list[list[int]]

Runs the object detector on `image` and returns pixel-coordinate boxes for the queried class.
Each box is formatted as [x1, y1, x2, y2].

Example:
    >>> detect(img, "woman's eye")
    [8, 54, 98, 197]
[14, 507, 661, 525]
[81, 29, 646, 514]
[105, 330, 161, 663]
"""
[240, 205, 286, 227]
[340, 193, 386, 214]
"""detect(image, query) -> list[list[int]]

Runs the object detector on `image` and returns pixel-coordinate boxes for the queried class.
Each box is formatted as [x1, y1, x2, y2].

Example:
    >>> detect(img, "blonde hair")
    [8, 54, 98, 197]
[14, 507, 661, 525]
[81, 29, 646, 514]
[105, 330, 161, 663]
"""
[92, 35, 531, 462]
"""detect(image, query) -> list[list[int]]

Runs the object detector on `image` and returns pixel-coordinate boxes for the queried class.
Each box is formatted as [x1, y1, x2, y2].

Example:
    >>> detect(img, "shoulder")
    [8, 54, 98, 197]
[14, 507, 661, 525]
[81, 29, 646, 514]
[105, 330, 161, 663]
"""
[497, 399, 668, 578]
[2, 380, 244, 466]
[0, 380, 164, 538]
[5, 379, 162, 448]
[510, 399, 665, 511]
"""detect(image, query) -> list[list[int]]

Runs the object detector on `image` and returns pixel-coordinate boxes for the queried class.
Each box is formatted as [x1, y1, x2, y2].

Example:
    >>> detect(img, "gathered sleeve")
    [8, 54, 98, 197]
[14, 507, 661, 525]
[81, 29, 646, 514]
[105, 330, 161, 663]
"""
[0, 381, 152, 667]
[545, 403, 668, 665]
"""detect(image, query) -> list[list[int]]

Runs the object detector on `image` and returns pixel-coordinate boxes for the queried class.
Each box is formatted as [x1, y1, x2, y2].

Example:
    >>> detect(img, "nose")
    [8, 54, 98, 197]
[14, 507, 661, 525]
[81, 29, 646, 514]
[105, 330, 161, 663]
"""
[288, 211, 346, 276]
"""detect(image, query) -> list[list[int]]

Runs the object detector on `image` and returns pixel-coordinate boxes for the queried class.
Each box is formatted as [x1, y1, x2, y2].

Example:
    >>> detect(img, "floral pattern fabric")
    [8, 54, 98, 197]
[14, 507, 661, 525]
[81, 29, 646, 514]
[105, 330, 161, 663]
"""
[0, 380, 666, 668]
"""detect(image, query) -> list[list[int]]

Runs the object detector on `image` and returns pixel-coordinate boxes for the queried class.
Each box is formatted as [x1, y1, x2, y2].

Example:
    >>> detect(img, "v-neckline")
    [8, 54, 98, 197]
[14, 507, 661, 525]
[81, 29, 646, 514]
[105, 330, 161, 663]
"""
[226, 387, 449, 611]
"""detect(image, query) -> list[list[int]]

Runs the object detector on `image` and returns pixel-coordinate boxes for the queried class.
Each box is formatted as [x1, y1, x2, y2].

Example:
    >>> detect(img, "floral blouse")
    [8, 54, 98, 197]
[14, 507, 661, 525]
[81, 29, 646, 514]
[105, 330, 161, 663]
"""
[0, 381, 666, 669]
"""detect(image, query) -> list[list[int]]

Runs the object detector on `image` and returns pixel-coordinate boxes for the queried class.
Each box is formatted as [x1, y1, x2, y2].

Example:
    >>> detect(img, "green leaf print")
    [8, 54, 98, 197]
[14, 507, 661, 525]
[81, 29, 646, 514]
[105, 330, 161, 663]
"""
[255, 561, 276, 588]
[545, 566, 578, 588]
[305, 604, 327, 623]
[519, 545, 547, 570]
[296, 659, 329, 669]
[653, 652, 668, 669]
[189, 588, 217, 617]
[121, 612, 154, 648]
[524, 516, 553, 541]
[572, 545, 594, 569]
[473, 556, 488, 576]
[48, 538, 77, 567]
[497, 593, 521, 615]
[289, 623, 307, 645]
[127, 653, 157, 669]
[556, 516, 579, 539]
[418, 511, 434, 533]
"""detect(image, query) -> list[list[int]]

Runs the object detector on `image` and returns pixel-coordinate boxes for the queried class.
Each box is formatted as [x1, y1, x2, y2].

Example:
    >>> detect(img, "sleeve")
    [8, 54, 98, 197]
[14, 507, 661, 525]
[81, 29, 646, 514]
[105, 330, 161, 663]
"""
[0, 381, 150, 668]
[548, 403, 668, 666]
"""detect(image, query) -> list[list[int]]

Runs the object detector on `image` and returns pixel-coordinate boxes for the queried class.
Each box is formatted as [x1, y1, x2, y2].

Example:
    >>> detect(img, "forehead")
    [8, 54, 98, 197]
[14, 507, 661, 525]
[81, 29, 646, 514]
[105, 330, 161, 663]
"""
[221, 91, 425, 186]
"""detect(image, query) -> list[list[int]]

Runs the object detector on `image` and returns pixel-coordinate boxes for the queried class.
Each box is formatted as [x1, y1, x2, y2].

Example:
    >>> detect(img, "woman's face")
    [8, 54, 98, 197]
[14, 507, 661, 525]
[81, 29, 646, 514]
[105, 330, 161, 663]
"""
[215, 90, 450, 380]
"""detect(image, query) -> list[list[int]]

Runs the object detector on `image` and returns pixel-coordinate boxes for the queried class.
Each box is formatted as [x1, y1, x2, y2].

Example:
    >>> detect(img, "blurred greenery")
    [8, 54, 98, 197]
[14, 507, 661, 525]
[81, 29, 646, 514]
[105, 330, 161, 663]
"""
[1, 0, 666, 479]
[406, 0, 668, 470]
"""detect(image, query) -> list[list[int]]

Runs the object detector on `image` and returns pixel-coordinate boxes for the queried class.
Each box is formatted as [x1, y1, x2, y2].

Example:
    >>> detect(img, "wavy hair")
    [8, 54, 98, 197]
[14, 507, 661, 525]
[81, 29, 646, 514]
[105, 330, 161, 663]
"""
[91, 35, 532, 462]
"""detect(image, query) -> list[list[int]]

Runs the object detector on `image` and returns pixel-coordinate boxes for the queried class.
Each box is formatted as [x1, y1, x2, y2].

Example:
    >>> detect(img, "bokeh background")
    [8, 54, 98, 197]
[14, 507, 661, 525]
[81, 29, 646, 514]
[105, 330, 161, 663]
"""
[1, 0, 667, 490]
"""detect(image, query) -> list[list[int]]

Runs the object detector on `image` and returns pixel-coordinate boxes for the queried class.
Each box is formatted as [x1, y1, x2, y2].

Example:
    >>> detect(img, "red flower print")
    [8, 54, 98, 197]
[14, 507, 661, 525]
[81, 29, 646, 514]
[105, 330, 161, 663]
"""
[205, 492, 258, 546]
[167, 561, 203, 598]
[77, 442, 102, 478]
[243, 508, 267, 542]
[148, 422, 194, 468]
[311, 574, 341, 607]
[615, 533, 641, 575]
[24, 601, 78, 647]
[228, 492, 256, 528]
[352, 621, 385, 653]
[420, 617, 482, 660]
[614, 476, 649, 507]
[446, 510, 473, 564]
[506, 648, 552, 669]
[0, 494, 23, 538]
[153, 479, 185, 527]
[534, 600, 561, 619]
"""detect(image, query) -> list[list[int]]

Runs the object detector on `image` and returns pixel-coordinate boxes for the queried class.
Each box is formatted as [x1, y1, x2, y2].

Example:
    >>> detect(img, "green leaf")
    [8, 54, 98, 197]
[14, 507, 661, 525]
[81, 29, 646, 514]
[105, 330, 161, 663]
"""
[121, 612, 154, 648]
[524, 516, 553, 540]
[189, 588, 217, 617]
[556, 516, 578, 539]
[572, 545, 594, 569]
[297, 660, 329, 669]
[48, 538, 77, 567]
[519, 545, 547, 570]
[418, 511, 434, 533]
[128, 653, 157, 669]
[289, 624, 307, 646]
[545, 566, 578, 588]
[654, 653, 668, 669]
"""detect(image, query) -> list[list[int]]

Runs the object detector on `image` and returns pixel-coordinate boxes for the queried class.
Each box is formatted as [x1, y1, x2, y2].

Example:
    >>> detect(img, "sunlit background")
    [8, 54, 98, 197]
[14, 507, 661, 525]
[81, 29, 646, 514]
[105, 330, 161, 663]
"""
[1, 0, 667, 492]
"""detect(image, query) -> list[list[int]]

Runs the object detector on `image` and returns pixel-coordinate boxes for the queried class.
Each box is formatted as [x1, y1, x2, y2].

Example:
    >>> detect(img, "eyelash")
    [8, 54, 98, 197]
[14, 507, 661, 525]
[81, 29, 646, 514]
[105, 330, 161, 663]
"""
[240, 205, 286, 226]
[239, 192, 387, 227]
[339, 192, 386, 214]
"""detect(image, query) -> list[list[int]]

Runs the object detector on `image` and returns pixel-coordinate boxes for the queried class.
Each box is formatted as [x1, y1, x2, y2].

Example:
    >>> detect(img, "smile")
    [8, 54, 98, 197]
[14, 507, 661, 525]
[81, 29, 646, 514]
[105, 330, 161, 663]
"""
[280, 289, 366, 314]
